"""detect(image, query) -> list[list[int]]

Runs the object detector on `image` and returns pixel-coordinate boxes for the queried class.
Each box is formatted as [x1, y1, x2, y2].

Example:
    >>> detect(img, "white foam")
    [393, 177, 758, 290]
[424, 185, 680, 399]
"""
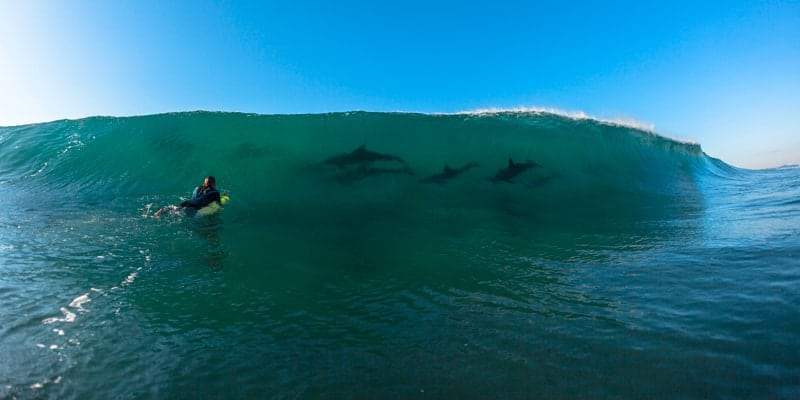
[452, 106, 704, 146]
[69, 294, 91, 310]
[122, 267, 142, 286]
[59, 132, 85, 156]
[29, 162, 48, 177]
[456, 106, 658, 131]
[29, 375, 60, 389]
[122, 272, 138, 285]
[42, 307, 76, 324]
[53, 328, 64, 336]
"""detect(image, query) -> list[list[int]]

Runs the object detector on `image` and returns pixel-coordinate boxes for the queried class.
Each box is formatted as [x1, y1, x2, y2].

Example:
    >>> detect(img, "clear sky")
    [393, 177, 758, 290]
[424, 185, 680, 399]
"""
[1, 0, 798, 168]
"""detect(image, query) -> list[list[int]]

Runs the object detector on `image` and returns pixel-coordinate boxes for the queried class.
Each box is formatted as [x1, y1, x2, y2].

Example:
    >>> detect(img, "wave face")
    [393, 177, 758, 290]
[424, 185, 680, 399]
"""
[2, 111, 798, 399]
[1, 111, 708, 213]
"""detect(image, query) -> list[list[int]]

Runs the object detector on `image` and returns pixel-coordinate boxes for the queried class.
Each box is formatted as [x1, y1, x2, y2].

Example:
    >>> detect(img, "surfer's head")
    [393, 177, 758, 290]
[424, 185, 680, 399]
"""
[203, 176, 216, 188]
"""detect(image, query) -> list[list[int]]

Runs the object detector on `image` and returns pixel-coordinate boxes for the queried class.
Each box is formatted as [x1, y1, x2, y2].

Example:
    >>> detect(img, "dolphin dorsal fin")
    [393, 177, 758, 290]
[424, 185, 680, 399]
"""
[357, 144, 367, 151]
[443, 164, 452, 172]
[508, 158, 515, 168]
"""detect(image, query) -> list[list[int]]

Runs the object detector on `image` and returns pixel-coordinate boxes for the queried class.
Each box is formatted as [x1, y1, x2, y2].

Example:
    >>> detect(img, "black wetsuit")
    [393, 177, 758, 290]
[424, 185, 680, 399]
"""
[180, 185, 221, 209]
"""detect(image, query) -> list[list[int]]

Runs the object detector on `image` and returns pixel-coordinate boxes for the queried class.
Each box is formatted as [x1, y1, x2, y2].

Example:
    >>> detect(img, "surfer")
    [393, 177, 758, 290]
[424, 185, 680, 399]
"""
[154, 176, 222, 217]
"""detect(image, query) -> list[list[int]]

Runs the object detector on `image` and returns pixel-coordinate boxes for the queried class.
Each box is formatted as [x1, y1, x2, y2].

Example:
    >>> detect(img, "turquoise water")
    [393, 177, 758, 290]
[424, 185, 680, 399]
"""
[1, 111, 798, 399]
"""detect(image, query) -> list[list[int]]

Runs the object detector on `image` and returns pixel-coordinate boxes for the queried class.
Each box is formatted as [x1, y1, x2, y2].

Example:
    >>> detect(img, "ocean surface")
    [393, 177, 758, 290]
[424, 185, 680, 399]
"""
[1, 111, 798, 399]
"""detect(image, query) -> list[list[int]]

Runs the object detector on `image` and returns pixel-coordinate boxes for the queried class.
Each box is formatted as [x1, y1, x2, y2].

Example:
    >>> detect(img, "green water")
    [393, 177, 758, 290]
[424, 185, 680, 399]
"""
[1, 111, 798, 399]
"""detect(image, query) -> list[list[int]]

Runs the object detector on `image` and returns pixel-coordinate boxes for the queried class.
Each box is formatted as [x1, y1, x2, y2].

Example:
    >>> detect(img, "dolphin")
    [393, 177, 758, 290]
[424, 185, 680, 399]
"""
[524, 173, 561, 189]
[324, 145, 405, 169]
[491, 158, 541, 183]
[421, 162, 479, 184]
[333, 164, 415, 185]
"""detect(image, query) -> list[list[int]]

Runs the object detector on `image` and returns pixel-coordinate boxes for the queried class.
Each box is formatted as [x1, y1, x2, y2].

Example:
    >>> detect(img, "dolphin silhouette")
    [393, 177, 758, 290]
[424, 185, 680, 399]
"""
[491, 158, 541, 183]
[324, 145, 405, 169]
[525, 173, 561, 189]
[333, 164, 415, 185]
[421, 162, 479, 184]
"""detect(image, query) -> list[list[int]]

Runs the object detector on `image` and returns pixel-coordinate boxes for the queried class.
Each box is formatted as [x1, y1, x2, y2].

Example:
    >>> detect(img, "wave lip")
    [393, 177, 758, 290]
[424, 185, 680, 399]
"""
[457, 106, 661, 133]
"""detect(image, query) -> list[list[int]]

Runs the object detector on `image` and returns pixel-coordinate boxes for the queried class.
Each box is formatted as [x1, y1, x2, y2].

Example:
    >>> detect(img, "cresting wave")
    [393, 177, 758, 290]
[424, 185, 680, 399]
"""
[0, 110, 715, 221]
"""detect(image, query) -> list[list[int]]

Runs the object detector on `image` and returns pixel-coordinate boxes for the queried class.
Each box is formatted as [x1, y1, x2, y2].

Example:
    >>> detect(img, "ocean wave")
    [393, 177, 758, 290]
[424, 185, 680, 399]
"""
[0, 110, 714, 213]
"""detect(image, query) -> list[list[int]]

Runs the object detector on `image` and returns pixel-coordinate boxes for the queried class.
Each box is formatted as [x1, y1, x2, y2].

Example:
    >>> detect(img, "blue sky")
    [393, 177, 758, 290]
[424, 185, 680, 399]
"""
[1, 0, 798, 168]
